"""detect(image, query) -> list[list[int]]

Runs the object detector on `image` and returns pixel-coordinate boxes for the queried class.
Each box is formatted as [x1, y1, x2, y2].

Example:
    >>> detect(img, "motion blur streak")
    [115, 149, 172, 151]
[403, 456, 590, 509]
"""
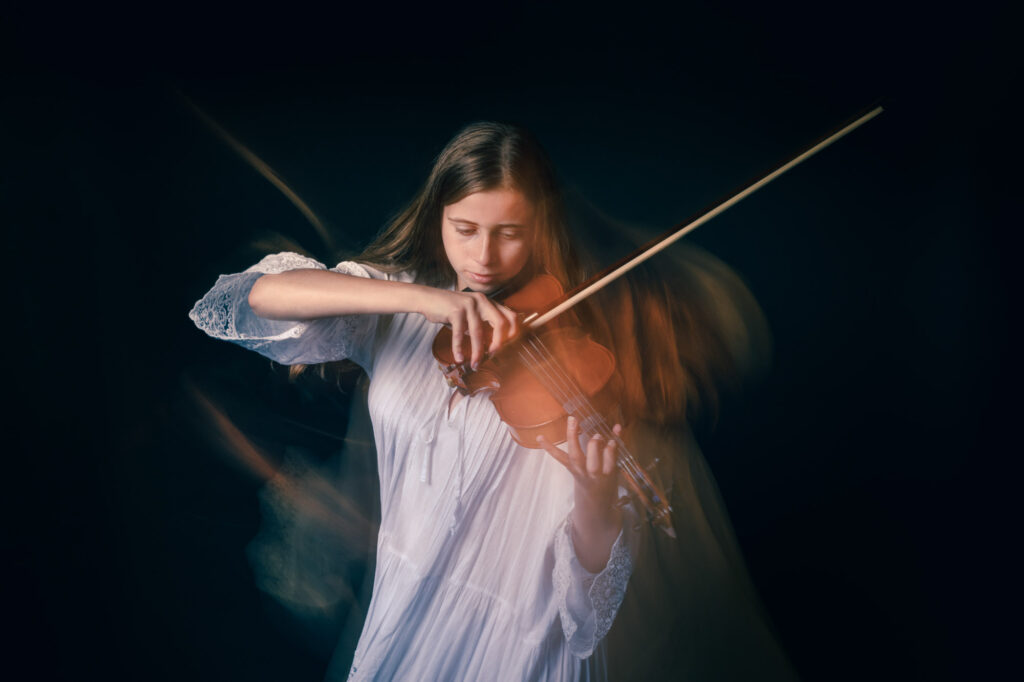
[179, 93, 336, 253]
[186, 377, 377, 618]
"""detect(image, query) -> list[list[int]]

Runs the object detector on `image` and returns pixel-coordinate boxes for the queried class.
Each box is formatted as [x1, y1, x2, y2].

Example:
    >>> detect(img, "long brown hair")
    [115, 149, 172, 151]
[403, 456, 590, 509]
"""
[297, 123, 767, 433]
[290, 122, 583, 381]
[357, 121, 583, 289]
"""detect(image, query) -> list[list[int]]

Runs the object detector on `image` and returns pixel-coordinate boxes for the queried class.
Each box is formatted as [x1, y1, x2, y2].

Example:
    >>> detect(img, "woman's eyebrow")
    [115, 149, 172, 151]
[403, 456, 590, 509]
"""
[448, 216, 526, 229]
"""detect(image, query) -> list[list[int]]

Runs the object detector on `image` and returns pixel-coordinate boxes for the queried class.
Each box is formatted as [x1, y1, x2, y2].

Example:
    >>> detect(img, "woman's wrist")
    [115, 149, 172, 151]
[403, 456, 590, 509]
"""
[571, 483, 622, 573]
[573, 485, 621, 531]
[409, 283, 443, 318]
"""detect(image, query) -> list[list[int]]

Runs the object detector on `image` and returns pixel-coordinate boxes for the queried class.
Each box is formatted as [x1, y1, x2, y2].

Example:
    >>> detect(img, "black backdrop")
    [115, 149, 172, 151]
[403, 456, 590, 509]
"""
[6, 3, 1014, 680]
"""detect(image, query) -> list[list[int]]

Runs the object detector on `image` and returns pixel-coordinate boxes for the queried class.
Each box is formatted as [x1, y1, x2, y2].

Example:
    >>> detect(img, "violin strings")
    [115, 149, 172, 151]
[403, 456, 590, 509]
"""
[516, 338, 652, 504]
[518, 335, 673, 523]
[520, 339, 647, 499]
[514, 336, 672, 528]
[515, 335, 649, 489]
[517, 335, 643, 482]
[516, 337, 620, 453]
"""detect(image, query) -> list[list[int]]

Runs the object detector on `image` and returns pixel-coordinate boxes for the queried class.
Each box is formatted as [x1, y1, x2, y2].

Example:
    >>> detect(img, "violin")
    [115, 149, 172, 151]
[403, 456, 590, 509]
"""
[432, 273, 677, 537]
[432, 104, 884, 538]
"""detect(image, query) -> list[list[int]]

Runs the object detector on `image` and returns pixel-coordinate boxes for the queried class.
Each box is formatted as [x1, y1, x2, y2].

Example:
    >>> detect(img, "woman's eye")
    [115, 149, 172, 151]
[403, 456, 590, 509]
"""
[456, 228, 475, 236]
[501, 231, 522, 240]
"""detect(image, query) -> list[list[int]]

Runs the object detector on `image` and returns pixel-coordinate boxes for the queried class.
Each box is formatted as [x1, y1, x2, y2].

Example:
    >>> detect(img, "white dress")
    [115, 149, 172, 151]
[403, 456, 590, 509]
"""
[189, 252, 636, 682]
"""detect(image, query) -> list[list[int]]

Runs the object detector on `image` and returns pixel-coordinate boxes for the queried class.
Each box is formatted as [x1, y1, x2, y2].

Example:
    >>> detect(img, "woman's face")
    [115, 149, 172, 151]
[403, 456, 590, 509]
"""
[441, 187, 534, 293]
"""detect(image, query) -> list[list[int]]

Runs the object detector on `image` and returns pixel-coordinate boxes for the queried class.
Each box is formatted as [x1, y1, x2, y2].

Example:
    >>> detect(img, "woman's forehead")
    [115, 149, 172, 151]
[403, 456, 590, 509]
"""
[444, 188, 535, 225]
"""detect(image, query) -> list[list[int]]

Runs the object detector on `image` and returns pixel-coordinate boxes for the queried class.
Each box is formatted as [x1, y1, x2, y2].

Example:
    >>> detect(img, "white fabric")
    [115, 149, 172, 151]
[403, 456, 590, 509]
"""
[189, 252, 636, 681]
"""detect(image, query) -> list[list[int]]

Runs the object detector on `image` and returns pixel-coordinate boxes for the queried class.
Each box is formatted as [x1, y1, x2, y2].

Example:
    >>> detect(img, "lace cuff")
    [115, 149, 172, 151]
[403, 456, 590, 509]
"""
[552, 512, 635, 659]
[188, 252, 382, 368]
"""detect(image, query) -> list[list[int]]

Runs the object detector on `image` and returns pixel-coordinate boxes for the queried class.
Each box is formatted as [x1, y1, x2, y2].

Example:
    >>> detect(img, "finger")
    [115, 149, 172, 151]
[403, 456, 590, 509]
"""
[564, 416, 585, 472]
[604, 423, 623, 476]
[450, 314, 466, 364]
[484, 303, 509, 355]
[602, 436, 618, 476]
[466, 300, 484, 368]
[535, 435, 569, 468]
[586, 434, 604, 475]
[498, 304, 519, 341]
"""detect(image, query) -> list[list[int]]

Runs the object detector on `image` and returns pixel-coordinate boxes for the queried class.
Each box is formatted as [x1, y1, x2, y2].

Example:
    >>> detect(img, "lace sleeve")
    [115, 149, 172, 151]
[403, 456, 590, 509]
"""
[552, 508, 637, 659]
[188, 252, 384, 369]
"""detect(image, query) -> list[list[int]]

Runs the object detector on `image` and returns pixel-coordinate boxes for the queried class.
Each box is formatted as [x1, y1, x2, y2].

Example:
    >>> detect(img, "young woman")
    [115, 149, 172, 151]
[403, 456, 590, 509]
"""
[190, 122, 641, 680]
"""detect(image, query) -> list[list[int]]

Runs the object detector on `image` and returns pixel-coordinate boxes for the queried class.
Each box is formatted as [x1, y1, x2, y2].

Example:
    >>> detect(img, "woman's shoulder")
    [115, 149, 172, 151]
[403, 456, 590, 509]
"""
[245, 251, 328, 274]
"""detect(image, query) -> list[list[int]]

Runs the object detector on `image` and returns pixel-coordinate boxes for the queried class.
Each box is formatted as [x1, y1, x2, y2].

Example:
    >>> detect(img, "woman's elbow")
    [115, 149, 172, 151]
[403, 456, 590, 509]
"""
[248, 274, 275, 317]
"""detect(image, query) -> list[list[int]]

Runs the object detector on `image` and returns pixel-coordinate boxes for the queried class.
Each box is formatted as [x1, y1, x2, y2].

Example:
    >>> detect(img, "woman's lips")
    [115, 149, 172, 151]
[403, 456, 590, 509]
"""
[467, 272, 498, 284]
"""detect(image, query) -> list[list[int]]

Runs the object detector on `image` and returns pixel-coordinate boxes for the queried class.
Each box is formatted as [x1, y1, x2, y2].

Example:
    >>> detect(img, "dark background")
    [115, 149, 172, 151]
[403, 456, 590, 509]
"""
[5, 2, 1014, 680]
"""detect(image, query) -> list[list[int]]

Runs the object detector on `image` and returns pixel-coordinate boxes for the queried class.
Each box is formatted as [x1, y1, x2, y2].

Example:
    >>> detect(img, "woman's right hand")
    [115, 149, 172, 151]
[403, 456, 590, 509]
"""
[417, 288, 519, 369]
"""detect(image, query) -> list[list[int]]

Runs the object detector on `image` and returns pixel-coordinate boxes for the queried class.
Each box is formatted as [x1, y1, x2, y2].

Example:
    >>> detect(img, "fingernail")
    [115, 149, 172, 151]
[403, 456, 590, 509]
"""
[567, 416, 576, 428]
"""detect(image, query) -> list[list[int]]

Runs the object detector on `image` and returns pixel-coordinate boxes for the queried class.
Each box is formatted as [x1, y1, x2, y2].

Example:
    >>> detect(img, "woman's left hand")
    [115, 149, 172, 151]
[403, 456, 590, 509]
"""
[537, 416, 620, 513]
[537, 416, 623, 571]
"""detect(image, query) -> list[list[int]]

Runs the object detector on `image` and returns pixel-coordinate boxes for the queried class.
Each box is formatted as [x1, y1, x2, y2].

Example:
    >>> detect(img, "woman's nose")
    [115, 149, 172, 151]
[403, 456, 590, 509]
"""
[476, 235, 496, 264]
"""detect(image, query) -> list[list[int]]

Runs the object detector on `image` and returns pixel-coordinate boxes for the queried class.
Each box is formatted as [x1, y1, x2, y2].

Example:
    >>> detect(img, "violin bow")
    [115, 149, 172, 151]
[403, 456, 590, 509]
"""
[525, 104, 884, 328]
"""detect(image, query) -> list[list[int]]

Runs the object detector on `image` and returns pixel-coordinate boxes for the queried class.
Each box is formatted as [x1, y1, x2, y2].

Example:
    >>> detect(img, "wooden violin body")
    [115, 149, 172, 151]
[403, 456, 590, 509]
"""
[432, 274, 676, 536]
[433, 276, 621, 447]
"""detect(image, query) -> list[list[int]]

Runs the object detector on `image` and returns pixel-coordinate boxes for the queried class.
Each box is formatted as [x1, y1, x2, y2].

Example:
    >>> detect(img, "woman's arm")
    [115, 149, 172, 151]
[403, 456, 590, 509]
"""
[249, 269, 430, 319]
[544, 418, 634, 659]
[249, 269, 519, 367]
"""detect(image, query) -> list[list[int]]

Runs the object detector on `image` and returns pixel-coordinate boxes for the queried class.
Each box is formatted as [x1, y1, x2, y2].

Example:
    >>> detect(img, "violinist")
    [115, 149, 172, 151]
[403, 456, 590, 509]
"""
[190, 122, 638, 681]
